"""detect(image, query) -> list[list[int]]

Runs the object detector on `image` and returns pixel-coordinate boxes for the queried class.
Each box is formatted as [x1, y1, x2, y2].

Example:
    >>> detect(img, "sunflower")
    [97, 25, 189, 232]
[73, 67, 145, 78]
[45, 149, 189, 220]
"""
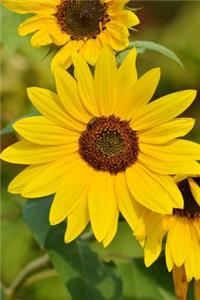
[134, 175, 200, 300]
[1, 0, 139, 69]
[1, 48, 200, 246]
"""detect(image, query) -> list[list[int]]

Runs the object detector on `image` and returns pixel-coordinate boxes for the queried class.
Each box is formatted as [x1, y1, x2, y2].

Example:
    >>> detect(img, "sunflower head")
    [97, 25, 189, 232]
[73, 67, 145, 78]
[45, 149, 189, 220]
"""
[134, 175, 200, 282]
[56, 0, 109, 40]
[2, 0, 140, 68]
[79, 114, 139, 174]
[1, 48, 199, 247]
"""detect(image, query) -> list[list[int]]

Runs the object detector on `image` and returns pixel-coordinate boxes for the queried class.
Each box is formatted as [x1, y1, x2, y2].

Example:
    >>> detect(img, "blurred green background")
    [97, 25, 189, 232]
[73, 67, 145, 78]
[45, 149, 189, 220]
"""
[1, 2, 200, 300]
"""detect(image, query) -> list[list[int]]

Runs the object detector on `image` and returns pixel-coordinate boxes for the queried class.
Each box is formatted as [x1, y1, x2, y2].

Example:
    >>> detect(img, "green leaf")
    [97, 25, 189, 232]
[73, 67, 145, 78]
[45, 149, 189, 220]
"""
[23, 197, 122, 300]
[47, 230, 122, 300]
[117, 258, 177, 300]
[23, 196, 53, 248]
[118, 40, 184, 69]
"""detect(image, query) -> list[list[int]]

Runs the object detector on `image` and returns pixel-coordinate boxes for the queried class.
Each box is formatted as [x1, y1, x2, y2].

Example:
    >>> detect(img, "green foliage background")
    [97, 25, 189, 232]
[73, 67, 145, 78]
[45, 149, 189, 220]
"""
[1, 2, 200, 300]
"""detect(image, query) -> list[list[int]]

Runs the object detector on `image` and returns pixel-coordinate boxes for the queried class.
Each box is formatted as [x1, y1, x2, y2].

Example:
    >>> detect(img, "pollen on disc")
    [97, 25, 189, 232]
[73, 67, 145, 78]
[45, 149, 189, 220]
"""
[79, 115, 139, 174]
[56, 0, 109, 40]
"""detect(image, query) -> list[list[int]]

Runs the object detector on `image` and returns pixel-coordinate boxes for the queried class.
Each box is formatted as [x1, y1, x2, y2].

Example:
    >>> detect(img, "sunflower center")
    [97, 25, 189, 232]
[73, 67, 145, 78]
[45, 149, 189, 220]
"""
[56, 0, 109, 40]
[79, 115, 139, 174]
[173, 177, 200, 218]
[96, 132, 124, 156]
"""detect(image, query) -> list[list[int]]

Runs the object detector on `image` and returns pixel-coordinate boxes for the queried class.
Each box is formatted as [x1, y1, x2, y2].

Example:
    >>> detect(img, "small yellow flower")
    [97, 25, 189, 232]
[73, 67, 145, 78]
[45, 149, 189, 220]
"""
[1, 0, 139, 68]
[1, 48, 200, 246]
[134, 175, 200, 299]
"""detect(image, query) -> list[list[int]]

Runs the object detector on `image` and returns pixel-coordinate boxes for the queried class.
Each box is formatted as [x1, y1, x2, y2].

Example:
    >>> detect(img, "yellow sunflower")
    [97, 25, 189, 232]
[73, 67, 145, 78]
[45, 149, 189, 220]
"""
[1, 0, 139, 69]
[1, 48, 200, 246]
[134, 175, 200, 300]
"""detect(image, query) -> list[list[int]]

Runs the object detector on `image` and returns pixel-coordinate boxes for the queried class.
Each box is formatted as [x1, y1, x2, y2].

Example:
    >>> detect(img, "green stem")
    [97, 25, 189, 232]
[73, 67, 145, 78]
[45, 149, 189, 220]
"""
[24, 269, 58, 287]
[4, 254, 51, 300]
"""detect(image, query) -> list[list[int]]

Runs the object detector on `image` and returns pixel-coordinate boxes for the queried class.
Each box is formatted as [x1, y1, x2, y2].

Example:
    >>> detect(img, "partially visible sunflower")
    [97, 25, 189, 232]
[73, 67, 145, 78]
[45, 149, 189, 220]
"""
[134, 175, 200, 300]
[1, 48, 200, 246]
[1, 0, 139, 68]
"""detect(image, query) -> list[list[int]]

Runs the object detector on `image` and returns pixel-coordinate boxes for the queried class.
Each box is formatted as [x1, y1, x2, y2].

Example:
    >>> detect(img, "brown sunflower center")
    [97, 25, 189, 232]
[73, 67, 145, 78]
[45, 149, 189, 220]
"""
[79, 115, 139, 174]
[173, 177, 200, 218]
[56, 0, 109, 40]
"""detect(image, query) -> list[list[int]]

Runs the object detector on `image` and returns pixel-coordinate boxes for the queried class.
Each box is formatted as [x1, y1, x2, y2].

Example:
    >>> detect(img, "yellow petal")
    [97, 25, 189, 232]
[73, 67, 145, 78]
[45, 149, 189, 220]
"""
[94, 47, 118, 115]
[184, 239, 195, 281]
[0, 140, 77, 164]
[188, 177, 200, 206]
[106, 21, 129, 41]
[107, 0, 129, 13]
[108, 34, 128, 51]
[27, 87, 84, 132]
[65, 198, 89, 243]
[13, 116, 78, 146]
[172, 266, 189, 300]
[53, 67, 90, 123]
[139, 153, 200, 175]
[47, 26, 70, 46]
[139, 118, 195, 144]
[140, 140, 200, 162]
[51, 40, 84, 70]
[18, 15, 56, 36]
[132, 90, 197, 130]
[115, 172, 141, 230]
[22, 154, 80, 198]
[165, 233, 174, 272]
[49, 159, 93, 225]
[190, 224, 200, 280]
[113, 11, 140, 27]
[193, 218, 200, 240]
[30, 23, 70, 47]
[72, 52, 99, 116]
[103, 209, 119, 247]
[8, 164, 49, 194]
[126, 163, 183, 214]
[1, 0, 59, 14]
[144, 216, 168, 267]
[117, 48, 137, 100]
[134, 210, 160, 240]
[30, 28, 55, 47]
[98, 30, 110, 45]
[120, 68, 160, 119]
[168, 216, 191, 267]
[88, 172, 117, 242]
[173, 175, 188, 183]
[81, 39, 101, 65]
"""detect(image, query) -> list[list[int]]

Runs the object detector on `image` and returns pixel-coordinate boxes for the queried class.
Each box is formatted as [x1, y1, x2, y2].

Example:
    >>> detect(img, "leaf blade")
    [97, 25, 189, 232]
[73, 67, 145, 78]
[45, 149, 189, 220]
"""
[118, 40, 184, 69]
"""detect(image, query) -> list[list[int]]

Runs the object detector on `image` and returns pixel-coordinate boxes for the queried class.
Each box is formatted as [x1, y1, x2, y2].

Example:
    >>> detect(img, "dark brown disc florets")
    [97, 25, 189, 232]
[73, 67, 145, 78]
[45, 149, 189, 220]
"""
[79, 115, 139, 174]
[173, 177, 200, 219]
[56, 0, 109, 40]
